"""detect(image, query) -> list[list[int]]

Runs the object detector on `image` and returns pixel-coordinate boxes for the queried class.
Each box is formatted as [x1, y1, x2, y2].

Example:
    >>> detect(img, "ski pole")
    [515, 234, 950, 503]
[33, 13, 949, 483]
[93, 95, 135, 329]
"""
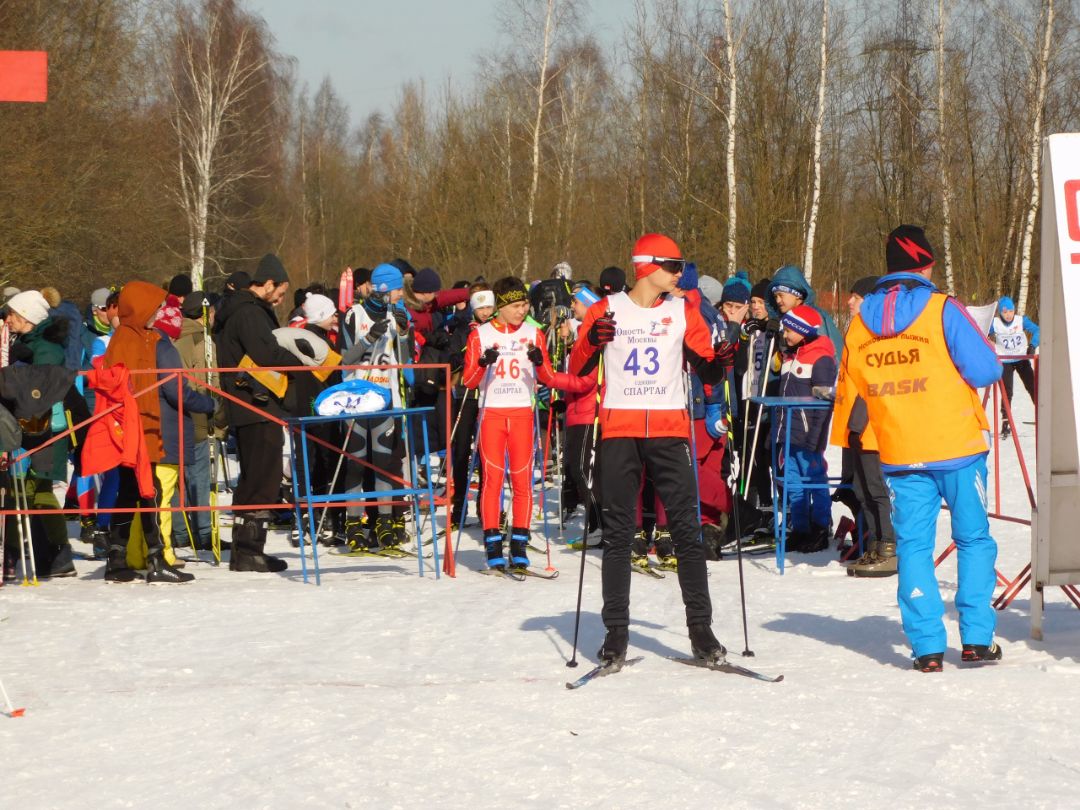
[742, 333, 776, 499]
[533, 405, 553, 571]
[14, 469, 38, 586]
[723, 366, 754, 657]
[685, 372, 705, 539]
[454, 363, 493, 557]
[567, 356, 603, 669]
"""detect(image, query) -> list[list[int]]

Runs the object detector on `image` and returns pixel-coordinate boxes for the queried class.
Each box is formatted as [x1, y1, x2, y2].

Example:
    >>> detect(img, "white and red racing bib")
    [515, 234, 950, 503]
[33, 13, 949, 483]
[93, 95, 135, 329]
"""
[477, 321, 539, 408]
[602, 292, 686, 410]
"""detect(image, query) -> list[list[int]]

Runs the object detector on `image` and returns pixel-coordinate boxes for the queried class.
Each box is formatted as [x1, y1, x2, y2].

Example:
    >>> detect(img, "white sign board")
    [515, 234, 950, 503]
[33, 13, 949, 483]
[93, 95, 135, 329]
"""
[1032, 132, 1080, 639]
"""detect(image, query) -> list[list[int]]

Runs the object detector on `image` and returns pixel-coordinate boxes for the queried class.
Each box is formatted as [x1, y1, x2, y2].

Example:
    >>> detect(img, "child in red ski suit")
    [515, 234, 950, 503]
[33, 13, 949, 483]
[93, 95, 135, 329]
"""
[462, 277, 591, 571]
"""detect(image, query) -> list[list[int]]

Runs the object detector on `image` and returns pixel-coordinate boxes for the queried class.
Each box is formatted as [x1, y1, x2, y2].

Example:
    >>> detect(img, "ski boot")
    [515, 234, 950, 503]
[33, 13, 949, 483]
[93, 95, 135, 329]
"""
[78, 516, 96, 545]
[598, 626, 628, 667]
[961, 642, 1002, 664]
[484, 529, 506, 570]
[146, 548, 195, 584]
[654, 527, 678, 571]
[344, 517, 370, 554]
[701, 522, 725, 561]
[913, 652, 944, 673]
[803, 524, 831, 553]
[688, 623, 727, 665]
[90, 528, 110, 561]
[630, 529, 650, 569]
[1000, 419, 1011, 439]
[392, 514, 409, 550]
[104, 542, 138, 584]
[508, 528, 530, 571]
[371, 515, 398, 552]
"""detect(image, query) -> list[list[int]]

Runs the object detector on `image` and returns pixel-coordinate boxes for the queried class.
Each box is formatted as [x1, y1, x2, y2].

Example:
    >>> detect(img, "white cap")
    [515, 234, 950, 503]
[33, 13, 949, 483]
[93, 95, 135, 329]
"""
[7, 290, 50, 325]
[302, 293, 337, 325]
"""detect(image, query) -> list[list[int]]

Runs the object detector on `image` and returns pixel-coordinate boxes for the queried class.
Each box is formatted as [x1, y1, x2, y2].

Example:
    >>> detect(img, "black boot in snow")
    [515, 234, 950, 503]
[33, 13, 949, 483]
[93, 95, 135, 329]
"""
[230, 517, 287, 573]
[598, 626, 628, 667]
[913, 652, 944, 673]
[146, 550, 195, 584]
[508, 528, 530, 570]
[104, 544, 137, 583]
[960, 642, 1003, 664]
[688, 623, 727, 664]
[484, 530, 506, 569]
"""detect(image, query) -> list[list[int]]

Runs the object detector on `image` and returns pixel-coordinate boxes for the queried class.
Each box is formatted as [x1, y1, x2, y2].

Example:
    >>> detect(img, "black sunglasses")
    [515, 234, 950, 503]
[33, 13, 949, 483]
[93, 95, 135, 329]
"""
[633, 255, 686, 274]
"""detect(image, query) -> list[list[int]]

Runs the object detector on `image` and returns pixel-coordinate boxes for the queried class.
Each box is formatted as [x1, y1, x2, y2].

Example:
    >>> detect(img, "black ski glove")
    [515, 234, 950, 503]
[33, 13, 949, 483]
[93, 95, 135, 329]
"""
[587, 311, 617, 348]
[425, 329, 449, 350]
[712, 339, 737, 370]
[527, 343, 544, 366]
[391, 308, 410, 333]
[365, 317, 389, 345]
[742, 318, 767, 337]
[765, 318, 782, 338]
[478, 346, 500, 368]
[550, 399, 567, 415]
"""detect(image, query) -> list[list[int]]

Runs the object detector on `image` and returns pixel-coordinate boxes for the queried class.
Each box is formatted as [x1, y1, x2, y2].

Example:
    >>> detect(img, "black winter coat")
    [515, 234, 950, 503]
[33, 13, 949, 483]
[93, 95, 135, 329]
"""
[213, 291, 299, 428]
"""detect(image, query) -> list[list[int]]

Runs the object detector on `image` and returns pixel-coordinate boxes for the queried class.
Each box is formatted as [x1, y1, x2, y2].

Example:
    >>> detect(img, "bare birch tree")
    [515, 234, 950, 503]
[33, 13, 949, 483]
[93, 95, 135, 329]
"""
[1016, 0, 1055, 317]
[936, 0, 955, 294]
[722, 0, 738, 277]
[803, 0, 828, 284]
[166, 0, 275, 290]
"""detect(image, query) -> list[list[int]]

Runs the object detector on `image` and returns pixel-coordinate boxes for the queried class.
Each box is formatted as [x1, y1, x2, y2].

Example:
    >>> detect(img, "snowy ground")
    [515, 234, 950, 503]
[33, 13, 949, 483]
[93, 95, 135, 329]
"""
[3, 393, 1079, 809]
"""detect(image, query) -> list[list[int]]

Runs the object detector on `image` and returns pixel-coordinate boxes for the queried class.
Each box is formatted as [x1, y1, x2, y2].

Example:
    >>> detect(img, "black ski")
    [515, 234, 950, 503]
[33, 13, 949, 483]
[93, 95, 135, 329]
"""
[668, 656, 783, 682]
[565, 656, 645, 690]
[477, 567, 526, 581]
[518, 567, 559, 580]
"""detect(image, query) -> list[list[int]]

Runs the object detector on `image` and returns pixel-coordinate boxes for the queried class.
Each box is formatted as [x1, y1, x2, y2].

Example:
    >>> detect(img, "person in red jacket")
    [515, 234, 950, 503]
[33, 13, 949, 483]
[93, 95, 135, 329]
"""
[462, 277, 591, 572]
[569, 233, 736, 667]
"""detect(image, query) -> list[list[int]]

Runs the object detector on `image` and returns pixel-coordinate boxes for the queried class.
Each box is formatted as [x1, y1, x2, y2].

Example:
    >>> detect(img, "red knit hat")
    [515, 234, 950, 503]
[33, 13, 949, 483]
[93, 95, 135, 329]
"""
[631, 233, 683, 280]
[153, 294, 184, 340]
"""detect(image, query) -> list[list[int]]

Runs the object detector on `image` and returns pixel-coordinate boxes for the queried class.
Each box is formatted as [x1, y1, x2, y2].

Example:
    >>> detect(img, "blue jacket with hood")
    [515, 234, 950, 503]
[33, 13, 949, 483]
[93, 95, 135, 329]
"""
[769, 265, 844, 358]
[858, 272, 1002, 472]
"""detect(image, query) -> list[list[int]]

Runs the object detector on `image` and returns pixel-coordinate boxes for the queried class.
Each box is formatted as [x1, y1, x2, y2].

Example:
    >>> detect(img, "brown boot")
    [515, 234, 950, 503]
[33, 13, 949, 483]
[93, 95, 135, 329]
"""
[851, 541, 897, 578]
[845, 540, 878, 574]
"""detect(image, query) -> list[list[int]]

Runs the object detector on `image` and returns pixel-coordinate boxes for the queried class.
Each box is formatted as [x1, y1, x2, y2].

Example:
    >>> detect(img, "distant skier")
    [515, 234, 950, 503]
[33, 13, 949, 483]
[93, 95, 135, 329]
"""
[990, 296, 1039, 437]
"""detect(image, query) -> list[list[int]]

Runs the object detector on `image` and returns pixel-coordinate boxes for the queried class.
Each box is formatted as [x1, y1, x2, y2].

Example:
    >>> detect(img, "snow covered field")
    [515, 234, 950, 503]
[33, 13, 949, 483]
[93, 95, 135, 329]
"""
[3, 394, 1078, 809]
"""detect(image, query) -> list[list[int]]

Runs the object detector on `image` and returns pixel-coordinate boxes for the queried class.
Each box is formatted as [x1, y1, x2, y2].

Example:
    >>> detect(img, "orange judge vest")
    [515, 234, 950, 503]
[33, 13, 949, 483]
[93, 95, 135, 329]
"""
[843, 293, 989, 467]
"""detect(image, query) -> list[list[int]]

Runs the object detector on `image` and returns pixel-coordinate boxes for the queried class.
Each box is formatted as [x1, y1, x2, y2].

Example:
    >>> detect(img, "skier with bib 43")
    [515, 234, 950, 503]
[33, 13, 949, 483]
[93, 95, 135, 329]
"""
[570, 233, 737, 667]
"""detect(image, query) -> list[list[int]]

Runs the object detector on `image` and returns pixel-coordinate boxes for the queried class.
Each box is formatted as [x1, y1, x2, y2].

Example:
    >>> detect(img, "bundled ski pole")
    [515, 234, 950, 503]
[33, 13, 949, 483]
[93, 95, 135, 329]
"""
[567, 357, 604, 669]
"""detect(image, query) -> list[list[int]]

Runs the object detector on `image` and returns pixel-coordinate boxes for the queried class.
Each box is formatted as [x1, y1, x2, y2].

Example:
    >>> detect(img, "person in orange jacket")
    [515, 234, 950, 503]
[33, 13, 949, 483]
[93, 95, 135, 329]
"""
[569, 233, 736, 667]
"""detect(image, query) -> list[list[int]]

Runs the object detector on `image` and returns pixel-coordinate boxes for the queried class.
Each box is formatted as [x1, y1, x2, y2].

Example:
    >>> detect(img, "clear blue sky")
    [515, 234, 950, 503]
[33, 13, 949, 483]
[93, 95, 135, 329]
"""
[247, 0, 633, 125]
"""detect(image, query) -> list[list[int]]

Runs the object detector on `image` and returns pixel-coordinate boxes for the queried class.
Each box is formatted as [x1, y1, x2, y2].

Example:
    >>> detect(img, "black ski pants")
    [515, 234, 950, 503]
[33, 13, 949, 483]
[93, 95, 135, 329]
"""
[599, 437, 712, 629]
[1001, 359, 1035, 420]
[234, 422, 284, 508]
[564, 422, 602, 531]
[849, 435, 894, 546]
[344, 415, 404, 518]
[450, 394, 483, 521]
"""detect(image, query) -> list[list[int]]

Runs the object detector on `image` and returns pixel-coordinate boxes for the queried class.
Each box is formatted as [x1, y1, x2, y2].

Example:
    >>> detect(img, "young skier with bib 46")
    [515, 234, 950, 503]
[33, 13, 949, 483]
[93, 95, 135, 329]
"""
[569, 233, 737, 667]
[462, 277, 591, 573]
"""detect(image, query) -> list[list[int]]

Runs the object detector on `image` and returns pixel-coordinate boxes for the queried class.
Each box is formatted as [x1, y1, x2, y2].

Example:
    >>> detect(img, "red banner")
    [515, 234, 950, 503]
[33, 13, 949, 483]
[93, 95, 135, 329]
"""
[0, 51, 48, 102]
